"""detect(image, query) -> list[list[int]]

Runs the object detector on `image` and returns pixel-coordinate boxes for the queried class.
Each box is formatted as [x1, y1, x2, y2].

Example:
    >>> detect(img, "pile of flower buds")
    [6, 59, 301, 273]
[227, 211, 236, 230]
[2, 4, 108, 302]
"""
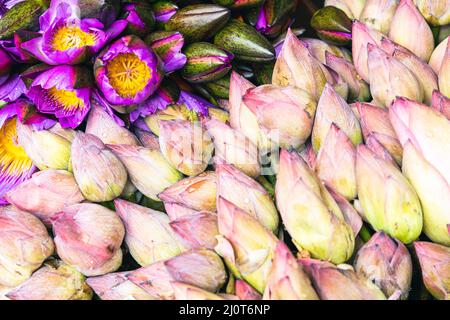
[0, 0, 449, 300]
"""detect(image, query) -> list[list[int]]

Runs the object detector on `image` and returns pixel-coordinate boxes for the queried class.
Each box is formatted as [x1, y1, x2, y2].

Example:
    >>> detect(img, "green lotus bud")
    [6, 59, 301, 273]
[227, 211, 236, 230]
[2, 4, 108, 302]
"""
[166, 4, 231, 43]
[212, 0, 264, 9]
[311, 6, 353, 46]
[214, 19, 275, 62]
[203, 73, 230, 99]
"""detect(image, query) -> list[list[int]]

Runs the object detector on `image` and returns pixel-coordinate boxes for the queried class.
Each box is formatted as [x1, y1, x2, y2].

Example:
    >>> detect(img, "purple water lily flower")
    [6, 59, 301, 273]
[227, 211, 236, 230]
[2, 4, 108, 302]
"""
[123, 2, 155, 38]
[20, 0, 127, 65]
[0, 31, 41, 63]
[178, 90, 211, 117]
[146, 31, 187, 74]
[26, 65, 93, 129]
[94, 35, 163, 106]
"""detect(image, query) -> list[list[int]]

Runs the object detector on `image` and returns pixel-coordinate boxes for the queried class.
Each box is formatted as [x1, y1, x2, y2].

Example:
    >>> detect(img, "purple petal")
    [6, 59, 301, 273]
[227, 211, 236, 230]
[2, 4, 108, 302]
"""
[178, 91, 211, 116]
[92, 89, 125, 126]
[0, 73, 26, 102]
[129, 89, 174, 122]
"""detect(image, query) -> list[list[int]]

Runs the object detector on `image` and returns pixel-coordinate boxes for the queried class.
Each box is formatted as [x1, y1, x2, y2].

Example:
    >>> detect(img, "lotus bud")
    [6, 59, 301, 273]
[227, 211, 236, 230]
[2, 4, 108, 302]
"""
[166, 4, 230, 43]
[203, 74, 230, 100]
[86, 103, 139, 146]
[0, 206, 54, 287]
[170, 212, 219, 250]
[5, 169, 84, 225]
[0, 285, 11, 300]
[414, 0, 450, 26]
[16, 121, 72, 171]
[263, 241, 319, 300]
[390, 98, 450, 245]
[145, 31, 187, 74]
[432, 90, 450, 120]
[414, 241, 450, 300]
[144, 104, 199, 136]
[122, 2, 155, 38]
[324, 0, 366, 19]
[71, 132, 127, 202]
[243, 85, 316, 149]
[87, 272, 155, 300]
[359, 0, 399, 34]
[310, 6, 353, 46]
[214, 235, 241, 278]
[235, 280, 261, 300]
[164, 202, 200, 221]
[357, 102, 403, 164]
[214, 19, 275, 62]
[218, 197, 278, 293]
[159, 171, 217, 212]
[78, 0, 120, 27]
[152, 1, 178, 29]
[275, 150, 355, 264]
[171, 282, 225, 300]
[300, 259, 387, 300]
[299, 143, 317, 169]
[388, 0, 434, 61]
[293, 38, 347, 65]
[205, 119, 260, 178]
[51, 203, 125, 276]
[272, 29, 327, 101]
[180, 42, 233, 83]
[114, 199, 183, 266]
[217, 163, 279, 232]
[108, 144, 183, 201]
[213, 0, 264, 9]
[439, 40, 450, 98]
[367, 44, 423, 108]
[135, 128, 161, 150]
[125, 261, 174, 299]
[325, 52, 370, 102]
[327, 186, 363, 236]
[429, 37, 448, 75]
[312, 84, 363, 152]
[356, 145, 423, 243]
[159, 120, 213, 176]
[6, 260, 92, 300]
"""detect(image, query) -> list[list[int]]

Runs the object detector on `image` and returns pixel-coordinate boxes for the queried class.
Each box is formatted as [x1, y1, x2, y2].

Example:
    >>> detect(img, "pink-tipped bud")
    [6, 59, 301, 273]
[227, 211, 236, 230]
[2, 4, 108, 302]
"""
[439, 40, 450, 98]
[235, 280, 261, 300]
[164, 202, 200, 221]
[431, 90, 450, 120]
[359, 0, 399, 34]
[171, 282, 225, 300]
[170, 212, 219, 250]
[135, 128, 161, 150]
[429, 37, 448, 75]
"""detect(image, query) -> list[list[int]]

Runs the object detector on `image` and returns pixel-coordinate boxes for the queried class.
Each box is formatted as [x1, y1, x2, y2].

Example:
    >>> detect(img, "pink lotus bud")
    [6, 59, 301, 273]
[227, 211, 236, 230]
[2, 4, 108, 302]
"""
[301, 38, 352, 64]
[312, 84, 363, 152]
[0, 206, 54, 287]
[0, 285, 11, 300]
[6, 260, 93, 300]
[431, 90, 450, 120]
[235, 280, 261, 300]
[135, 128, 161, 150]
[108, 144, 183, 201]
[324, 65, 350, 101]
[51, 203, 125, 276]
[414, 241, 450, 300]
[389, 0, 434, 61]
[164, 202, 200, 221]
[324, 0, 366, 19]
[115, 199, 183, 267]
[214, 235, 241, 278]
[299, 144, 317, 169]
[299, 259, 387, 300]
[352, 20, 384, 82]
[263, 241, 319, 300]
[355, 232, 413, 299]
[368, 44, 423, 108]
[159, 120, 213, 176]
[217, 163, 279, 232]
[125, 261, 174, 299]
[272, 29, 328, 101]
[315, 124, 357, 200]
[327, 186, 363, 236]
[170, 212, 219, 250]
[439, 40, 450, 98]
[5, 169, 84, 225]
[243, 85, 316, 149]
[205, 119, 260, 178]
[87, 272, 155, 300]
[357, 102, 403, 164]
[359, 0, 399, 34]
[429, 37, 448, 74]
[171, 282, 225, 300]
[414, 0, 450, 26]
[71, 132, 127, 202]
[159, 171, 217, 212]
[217, 197, 278, 293]
[365, 135, 398, 166]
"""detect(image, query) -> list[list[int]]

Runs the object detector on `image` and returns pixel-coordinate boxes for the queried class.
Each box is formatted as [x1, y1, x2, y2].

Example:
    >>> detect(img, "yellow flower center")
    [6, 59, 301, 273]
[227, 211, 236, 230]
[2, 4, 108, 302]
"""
[48, 87, 85, 112]
[0, 118, 33, 176]
[52, 26, 96, 51]
[106, 53, 152, 98]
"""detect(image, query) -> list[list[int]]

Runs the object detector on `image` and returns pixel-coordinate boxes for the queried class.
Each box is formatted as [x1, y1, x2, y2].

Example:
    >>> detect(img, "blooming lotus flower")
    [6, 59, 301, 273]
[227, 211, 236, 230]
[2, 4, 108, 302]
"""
[5, 169, 84, 225]
[432, 90, 450, 120]
[324, 0, 366, 19]
[414, 0, 450, 26]
[439, 40, 450, 98]
[243, 85, 316, 149]
[235, 280, 261, 300]
[368, 44, 423, 108]
[145, 31, 187, 74]
[414, 241, 450, 300]
[272, 29, 328, 101]
[355, 232, 412, 299]
[123, 2, 155, 38]
[356, 144, 423, 243]
[170, 212, 219, 250]
[159, 171, 217, 212]
[390, 97, 450, 245]
[263, 241, 319, 300]
[6, 260, 92, 300]
[71, 132, 127, 202]
[300, 259, 387, 300]
[312, 84, 363, 152]
[0, 206, 54, 287]
[171, 282, 225, 300]
[359, 0, 399, 34]
[389, 0, 434, 61]
[357, 102, 403, 164]
[205, 119, 260, 178]
[217, 197, 278, 293]
[52, 203, 125, 276]
[26, 65, 93, 128]
[275, 150, 355, 264]
[429, 37, 448, 74]
[94, 35, 163, 106]
[108, 144, 183, 201]
[21, 0, 126, 65]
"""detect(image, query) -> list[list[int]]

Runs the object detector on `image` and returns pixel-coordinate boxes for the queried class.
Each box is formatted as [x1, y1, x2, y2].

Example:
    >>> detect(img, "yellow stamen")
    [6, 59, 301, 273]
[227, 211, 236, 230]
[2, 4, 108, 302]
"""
[48, 87, 84, 112]
[52, 26, 96, 51]
[106, 53, 152, 98]
[0, 119, 33, 176]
